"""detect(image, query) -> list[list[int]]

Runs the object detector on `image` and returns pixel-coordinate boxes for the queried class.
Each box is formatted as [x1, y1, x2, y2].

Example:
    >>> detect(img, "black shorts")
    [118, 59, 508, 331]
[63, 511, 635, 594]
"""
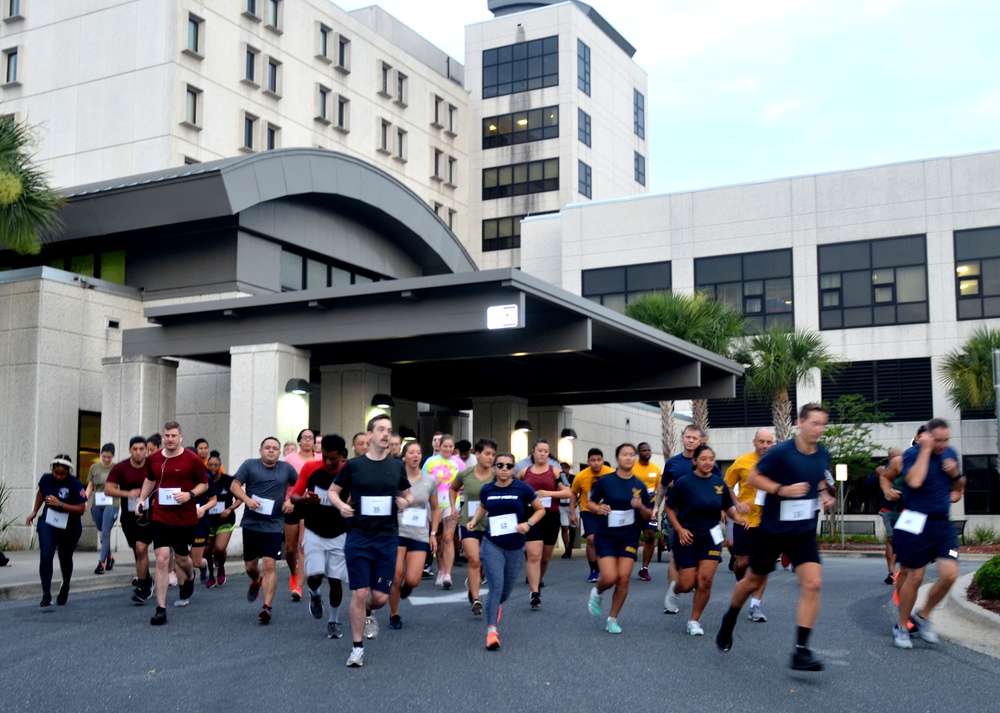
[397, 536, 430, 553]
[892, 517, 958, 570]
[524, 510, 560, 546]
[192, 517, 210, 547]
[594, 534, 639, 560]
[672, 532, 724, 569]
[120, 509, 152, 550]
[243, 529, 284, 562]
[151, 521, 195, 556]
[732, 525, 758, 558]
[284, 510, 304, 526]
[749, 529, 820, 576]
[459, 526, 484, 541]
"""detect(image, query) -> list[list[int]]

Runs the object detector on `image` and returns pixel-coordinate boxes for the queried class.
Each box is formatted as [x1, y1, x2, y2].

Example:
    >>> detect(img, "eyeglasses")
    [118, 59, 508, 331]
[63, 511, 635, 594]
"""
[495, 462, 515, 470]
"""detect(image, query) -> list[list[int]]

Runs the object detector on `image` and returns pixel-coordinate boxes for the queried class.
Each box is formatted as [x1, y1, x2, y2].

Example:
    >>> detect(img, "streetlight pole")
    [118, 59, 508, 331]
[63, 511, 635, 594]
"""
[835, 464, 848, 547]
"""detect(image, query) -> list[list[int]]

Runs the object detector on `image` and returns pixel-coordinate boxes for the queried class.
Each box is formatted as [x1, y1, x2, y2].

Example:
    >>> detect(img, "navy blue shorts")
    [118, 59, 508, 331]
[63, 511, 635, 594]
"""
[892, 517, 958, 570]
[459, 526, 484, 541]
[731, 525, 758, 558]
[671, 532, 723, 569]
[580, 511, 600, 538]
[749, 529, 820, 576]
[594, 534, 639, 560]
[345, 532, 397, 593]
[397, 536, 430, 553]
[242, 529, 283, 562]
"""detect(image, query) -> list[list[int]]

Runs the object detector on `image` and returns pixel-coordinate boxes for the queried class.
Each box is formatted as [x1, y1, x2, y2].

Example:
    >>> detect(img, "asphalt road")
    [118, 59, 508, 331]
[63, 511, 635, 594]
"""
[2, 554, 995, 712]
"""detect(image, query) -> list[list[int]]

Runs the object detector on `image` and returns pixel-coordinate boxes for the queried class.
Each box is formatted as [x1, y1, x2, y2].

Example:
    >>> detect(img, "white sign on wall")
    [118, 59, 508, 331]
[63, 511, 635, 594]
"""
[487, 304, 519, 330]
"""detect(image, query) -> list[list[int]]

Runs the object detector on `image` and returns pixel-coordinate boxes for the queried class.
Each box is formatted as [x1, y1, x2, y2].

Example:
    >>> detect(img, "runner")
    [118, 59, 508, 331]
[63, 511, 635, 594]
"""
[570, 449, 614, 582]
[558, 462, 575, 559]
[422, 433, 464, 588]
[518, 438, 571, 609]
[450, 438, 497, 614]
[105, 436, 154, 602]
[877, 446, 906, 585]
[205, 452, 240, 588]
[282, 428, 320, 602]
[26, 455, 87, 606]
[85, 444, 117, 575]
[586, 443, 654, 634]
[632, 442, 662, 581]
[184, 472, 218, 593]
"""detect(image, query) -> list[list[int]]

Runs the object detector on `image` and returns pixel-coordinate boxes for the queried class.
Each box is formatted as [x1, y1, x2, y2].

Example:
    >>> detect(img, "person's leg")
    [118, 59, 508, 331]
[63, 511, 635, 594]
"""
[91, 507, 105, 563]
[690, 559, 720, 622]
[284, 522, 300, 595]
[897, 565, 924, 627]
[404, 550, 426, 588]
[595, 556, 618, 596]
[153, 545, 171, 608]
[188, 545, 205, 573]
[350, 587, 369, 642]
[642, 530, 656, 569]
[480, 539, 504, 627]
[608, 557, 634, 618]
[464, 537, 482, 600]
[214, 529, 232, 579]
[260, 556, 278, 607]
[539, 544, 555, 582]
[439, 515, 456, 579]
[674, 566, 698, 594]
[205, 535, 216, 578]
[734, 555, 750, 581]
[525, 540, 543, 591]
[794, 561, 822, 628]
[100, 508, 117, 565]
[585, 534, 597, 567]
[920, 558, 959, 619]
[500, 545, 522, 605]
[174, 552, 194, 587]
[389, 546, 406, 617]
[37, 523, 57, 596]
[885, 538, 895, 575]
[135, 541, 150, 582]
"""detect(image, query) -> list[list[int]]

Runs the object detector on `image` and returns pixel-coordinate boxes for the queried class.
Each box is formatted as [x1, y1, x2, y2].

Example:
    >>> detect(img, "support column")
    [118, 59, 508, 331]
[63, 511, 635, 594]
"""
[229, 343, 311, 468]
[472, 396, 529, 460]
[101, 355, 178, 452]
[528, 405, 574, 464]
[319, 363, 392, 440]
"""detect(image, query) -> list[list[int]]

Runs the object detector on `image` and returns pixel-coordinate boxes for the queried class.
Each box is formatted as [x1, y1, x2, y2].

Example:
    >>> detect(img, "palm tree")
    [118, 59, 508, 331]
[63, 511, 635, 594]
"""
[625, 291, 748, 449]
[0, 116, 62, 255]
[739, 325, 842, 441]
[939, 326, 1000, 414]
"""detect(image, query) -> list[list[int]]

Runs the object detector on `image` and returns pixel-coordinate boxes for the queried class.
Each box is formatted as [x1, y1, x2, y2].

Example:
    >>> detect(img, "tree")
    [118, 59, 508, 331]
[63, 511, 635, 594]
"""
[939, 326, 1000, 414]
[0, 116, 62, 255]
[738, 325, 842, 441]
[821, 394, 891, 517]
[625, 291, 748, 449]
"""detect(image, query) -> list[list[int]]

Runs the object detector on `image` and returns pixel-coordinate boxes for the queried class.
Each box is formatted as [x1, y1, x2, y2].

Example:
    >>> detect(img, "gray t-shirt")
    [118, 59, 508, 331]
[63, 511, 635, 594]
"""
[234, 458, 298, 534]
[397, 472, 437, 543]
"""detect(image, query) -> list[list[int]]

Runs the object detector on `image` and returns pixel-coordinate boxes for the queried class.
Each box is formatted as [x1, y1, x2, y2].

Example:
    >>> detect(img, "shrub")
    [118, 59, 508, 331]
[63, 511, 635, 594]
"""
[975, 555, 1000, 600]
[971, 525, 998, 546]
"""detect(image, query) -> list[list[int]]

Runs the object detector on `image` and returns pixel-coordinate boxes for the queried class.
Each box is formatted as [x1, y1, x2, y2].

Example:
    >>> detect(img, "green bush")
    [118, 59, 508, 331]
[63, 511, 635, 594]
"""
[971, 525, 998, 546]
[975, 555, 1000, 600]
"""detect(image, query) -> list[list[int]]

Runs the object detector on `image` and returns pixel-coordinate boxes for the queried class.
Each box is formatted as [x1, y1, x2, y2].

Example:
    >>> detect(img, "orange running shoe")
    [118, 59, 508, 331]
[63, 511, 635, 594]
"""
[486, 631, 500, 651]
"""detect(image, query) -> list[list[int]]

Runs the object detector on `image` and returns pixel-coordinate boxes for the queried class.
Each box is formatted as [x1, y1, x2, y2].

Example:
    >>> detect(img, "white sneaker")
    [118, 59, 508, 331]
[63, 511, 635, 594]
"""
[909, 612, 939, 644]
[435, 572, 445, 587]
[168, 572, 178, 587]
[749, 604, 767, 622]
[686, 620, 704, 636]
[588, 587, 603, 617]
[893, 624, 913, 649]
[663, 581, 679, 614]
[346, 646, 364, 667]
[363, 616, 379, 640]
[173, 598, 190, 607]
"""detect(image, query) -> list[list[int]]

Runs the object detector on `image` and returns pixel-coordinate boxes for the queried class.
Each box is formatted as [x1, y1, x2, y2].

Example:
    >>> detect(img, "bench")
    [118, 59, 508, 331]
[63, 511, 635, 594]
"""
[952, 519, 967, 546]
[819, 520, 876, 536]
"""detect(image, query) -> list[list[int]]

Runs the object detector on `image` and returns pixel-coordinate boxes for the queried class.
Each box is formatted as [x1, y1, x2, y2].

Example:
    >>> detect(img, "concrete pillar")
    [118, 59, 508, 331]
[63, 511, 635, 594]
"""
[471, 396, 529, 460]
[528, 405, 574, 464]
[229, 343, 311, 468]
[100, 355, 178, 453]
[319, 363, 392, 440]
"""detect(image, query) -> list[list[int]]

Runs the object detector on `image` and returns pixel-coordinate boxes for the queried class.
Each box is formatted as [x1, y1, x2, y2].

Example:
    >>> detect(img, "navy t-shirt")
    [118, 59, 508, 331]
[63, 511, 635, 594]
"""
[756, 439, 829, 536]
[334, 454, 410, 538]
[37, 473, 87, 529]
[663, 453, 721, 488]
[666, 473, 733, 535]
[480, 480, 537, 550]
[590, 473, 652, 540]
[901, 445, 959, 518]
[209, 473, 237, 527]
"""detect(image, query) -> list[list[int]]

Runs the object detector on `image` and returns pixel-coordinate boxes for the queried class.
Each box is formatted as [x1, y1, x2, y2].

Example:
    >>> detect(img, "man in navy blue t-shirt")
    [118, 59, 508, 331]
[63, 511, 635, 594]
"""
[891, 418, 965, 650]
[715, 403, 837, 672]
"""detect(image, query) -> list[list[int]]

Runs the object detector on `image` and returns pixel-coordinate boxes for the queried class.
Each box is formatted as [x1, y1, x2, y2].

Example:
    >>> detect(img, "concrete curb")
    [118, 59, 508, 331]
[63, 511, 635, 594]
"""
[915, 570, 1000, 660]
[946, 571, 1000, 630]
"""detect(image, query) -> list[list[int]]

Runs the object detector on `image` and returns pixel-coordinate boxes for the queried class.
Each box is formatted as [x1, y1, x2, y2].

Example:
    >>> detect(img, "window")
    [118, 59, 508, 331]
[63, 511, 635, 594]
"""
[183, 85, 202, 127]
[265, 123, 279, 150]
[482, 35, 558, 99]
[186, 14, 204, 57]
[447, 156, 457, 187]
[377, 119, 391, 153]
[446, 104, 457, 136]
[336, 34, 351, 73]
[578, 108, 591, 146]
[447, 209, 456, 231]
[433, 149, 444, 180]
[394, 127, 407, 161]
[244, 46, 259, 85]
[483, 216, 524, 252]
[954, 226, 1000, 320]
[482, 105, 558, 149]
[335, 95, 350, 132]
[482, 158, 558, 200]
[280, 248, 382, 292]
[818, 235, 928, 329]
[243, 112, 257, 150]
[963, 454, 1000, 515]
[243, 0, 259, 20]
[695, 249, 794, 330]
[578, 161, 592, 199]
[77, 411, 102, 484]
[265, 0, 281, 31]
[3, 47, 17, 84]
[708, 379, 797, 429]
[821, 358, 933, 422]
[432, 95, 444, 127]
[378, 60, 392, 96]
[317, 24, 330, 60]
[634, 152, 646, 186]
[265, 57, 281, 95]
[395, 71, 408, 105]
[582, 261, 671, 311]
[577, 39, 590, 95]
[634, 89, 645, 139]
[5, 0, 23, 20]
[316, 85, 330, 123]
[41, 250, 126, 284]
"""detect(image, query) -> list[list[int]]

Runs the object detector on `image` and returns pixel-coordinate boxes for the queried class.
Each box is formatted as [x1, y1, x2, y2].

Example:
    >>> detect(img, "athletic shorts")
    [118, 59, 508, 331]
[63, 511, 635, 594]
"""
[459, 526, 484, 541]
[580, 511, 600, 538]
[242, 529, 284, 562]
[672, 532, 724, 569]
[192, 517, 210, 546]
[644, 517, 659, 533]
[120, 510, 152, 550]
[748, 529, 820, 576]
[559, 505, 572, 527]
[151, 521, 194, 556]
[344, 532, 397, 594]
[732, 525, 758, 557]
[303, 529, 348, 580]
[397, 536, 430, 553]
[209, 522, 235, 537]
[880, 511, 899, 539]
[284, 510, 303, 526]
[892, 517, 958, 570]
[594, 534, 639, 560]
[525, 510, 560, 546]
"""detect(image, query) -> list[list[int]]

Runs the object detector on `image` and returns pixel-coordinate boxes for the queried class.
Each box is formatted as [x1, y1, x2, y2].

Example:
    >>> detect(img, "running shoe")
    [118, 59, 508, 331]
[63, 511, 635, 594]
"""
[56, 584, 70, 606]
[346, 647, 365, 667]
[309, 591, 323, 619]
[326, 621, 343, 639]
[179, 578, 194, 602]
[686, 620, 704, 636]
[388, 615, 403, 630]
[173, 597, 191, 607]
[436, 571, 445, 587]
[364, 616, 379, 639]
[588, 569, 599, 583]
[530, 592, 541, 609]
[422, 564, 434, 579]
[485, 631, 501, 651]
[206, 576, 217, 589]
[637, 567, 651, 581]
[892, 624, 913, 649]
[132, 585, 152, 604]
[106, 555, 115, 571]
[472, 599, 483, 616]
[749, 604, 767, 622]
[909, 611, 939, 644]
[150, 607, 167, 626]
[790, 646, 823, 671]
[131, 577, 139, 587]
[247, 576, 262, 603]
[291, 587, 302, 602]
[40, 593, 52, 607]
[588, 587, 603, 617]
[663, 581, 679, 614]
[561, 550, 572, 559]
[442, 574, 452, 590]
[258, 605, 272, 624]
[168, 571, 178, 587]
[94, 562, 105, 575]
[216, 568, 227, 586]
[606, 617, 622, 634]
[884, 573, 895, 585]
[199, 565, 208, 583]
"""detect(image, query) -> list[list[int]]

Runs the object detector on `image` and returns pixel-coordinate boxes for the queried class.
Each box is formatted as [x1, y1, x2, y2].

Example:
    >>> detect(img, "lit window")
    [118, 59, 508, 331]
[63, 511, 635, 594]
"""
[482, 106, 558, 149]
[695, 249, 794, 330]
[954, 226, 1000, 320]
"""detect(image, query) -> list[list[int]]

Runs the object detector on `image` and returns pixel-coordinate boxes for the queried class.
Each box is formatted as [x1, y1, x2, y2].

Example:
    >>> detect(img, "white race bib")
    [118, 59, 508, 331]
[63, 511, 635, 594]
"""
[710, 524, 724, 545]
[313, 486, 332, 506]
[608, 509, 635, 528]
[895, 510, 927, 535]
[44, 508, 68, 529]
[94, 492, 114, 507]
[361, 496, 392, 516]
[158, 488, 181, 506]
[128, 496, 150, 511]
[540, 497, 552, 508]
[437, 491, 450, 507]
[489, 513, 519, 536]
[779, 498, 815, 522]
[401, 507, 428, 528]
[754, 489, 766, 506]
[208, 501, 225, 515]
[253, 496, 275, 516]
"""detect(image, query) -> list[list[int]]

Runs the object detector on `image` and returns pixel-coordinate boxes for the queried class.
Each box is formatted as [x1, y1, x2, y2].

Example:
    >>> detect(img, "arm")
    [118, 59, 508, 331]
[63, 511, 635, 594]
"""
[569, 489, 579, 527]
[229, 478, 261, 512]
[428, 493, 440, 552]
[85, 481, 94, 499]
[47, 488, 86, 516]
[104, 474, 140, 500]
[726, 505, 748, 529]
[327, 482, 354, 519]
[467, 504, 485, 531]
[517, 498, 546, 534]
[25, 488, 44, 525]
[747, 467, 810, 499]
[136, 478, 156, 516]
[879, 456, 903, 500]
[197, 496, 217, 519]
[665, 504, 691, 546]
[904, 437, 934, 489]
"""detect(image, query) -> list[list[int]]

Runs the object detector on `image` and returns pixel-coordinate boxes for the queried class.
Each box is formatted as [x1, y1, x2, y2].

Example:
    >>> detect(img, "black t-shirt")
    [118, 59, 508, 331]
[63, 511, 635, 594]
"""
[480, 480, 537, 550]
[334, 455, 410, 538]
[667, 473, 733, 535]
[209, 473, 237, 526]
[300, 462, 346, 540]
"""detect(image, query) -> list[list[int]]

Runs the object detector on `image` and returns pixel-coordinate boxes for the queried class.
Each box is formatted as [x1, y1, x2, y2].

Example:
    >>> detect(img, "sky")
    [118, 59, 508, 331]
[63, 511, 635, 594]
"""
[336, 0, 1000, 195]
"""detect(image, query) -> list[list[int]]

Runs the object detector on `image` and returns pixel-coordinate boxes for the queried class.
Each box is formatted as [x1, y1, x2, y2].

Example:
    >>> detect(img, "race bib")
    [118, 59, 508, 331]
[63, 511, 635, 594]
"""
[313, 486, 331, 506]
[208, 501, 225, 515]
[754, 489, 766, 506]
[608, 509, 635, 528]
[710, 524, 724, 545]
[401, 507, 428, 528]
[540, 497, 552, 508]
[361, 496, 392, 516]
[128, 496, 150, 511]
[94, 492, 113, 507]
[158, 488, 181, 506]
[779, 498, 815, 522]
[437, 491, 450, 507]
[489, 513, 518, 536]
[253, 496, 275, 516]
[45, 508, 68, 529]
[895, 510, 927, 535]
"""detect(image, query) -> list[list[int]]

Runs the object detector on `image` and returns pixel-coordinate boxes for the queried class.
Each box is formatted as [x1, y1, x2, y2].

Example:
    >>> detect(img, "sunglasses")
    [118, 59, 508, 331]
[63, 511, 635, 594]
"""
[495, 462, 515, 470]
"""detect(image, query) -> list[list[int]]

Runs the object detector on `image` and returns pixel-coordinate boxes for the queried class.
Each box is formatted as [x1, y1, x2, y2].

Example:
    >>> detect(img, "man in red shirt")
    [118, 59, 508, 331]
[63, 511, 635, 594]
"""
[136, 421, 209, 625]
[105, 436, 154, 602]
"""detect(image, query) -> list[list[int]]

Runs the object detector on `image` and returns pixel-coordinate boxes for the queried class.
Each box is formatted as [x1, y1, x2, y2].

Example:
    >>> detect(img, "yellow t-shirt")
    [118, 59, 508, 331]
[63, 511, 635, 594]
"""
[724, 451, 762, 528]
[632, 461, 662, 496]
[571, 465, 614, 511]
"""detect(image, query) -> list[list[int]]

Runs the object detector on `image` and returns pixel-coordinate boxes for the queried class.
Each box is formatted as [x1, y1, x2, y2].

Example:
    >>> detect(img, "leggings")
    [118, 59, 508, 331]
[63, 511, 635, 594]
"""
[37, 520, 82, 595]
[480, 537, 523, 627]
[91, 506, 118, 563]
